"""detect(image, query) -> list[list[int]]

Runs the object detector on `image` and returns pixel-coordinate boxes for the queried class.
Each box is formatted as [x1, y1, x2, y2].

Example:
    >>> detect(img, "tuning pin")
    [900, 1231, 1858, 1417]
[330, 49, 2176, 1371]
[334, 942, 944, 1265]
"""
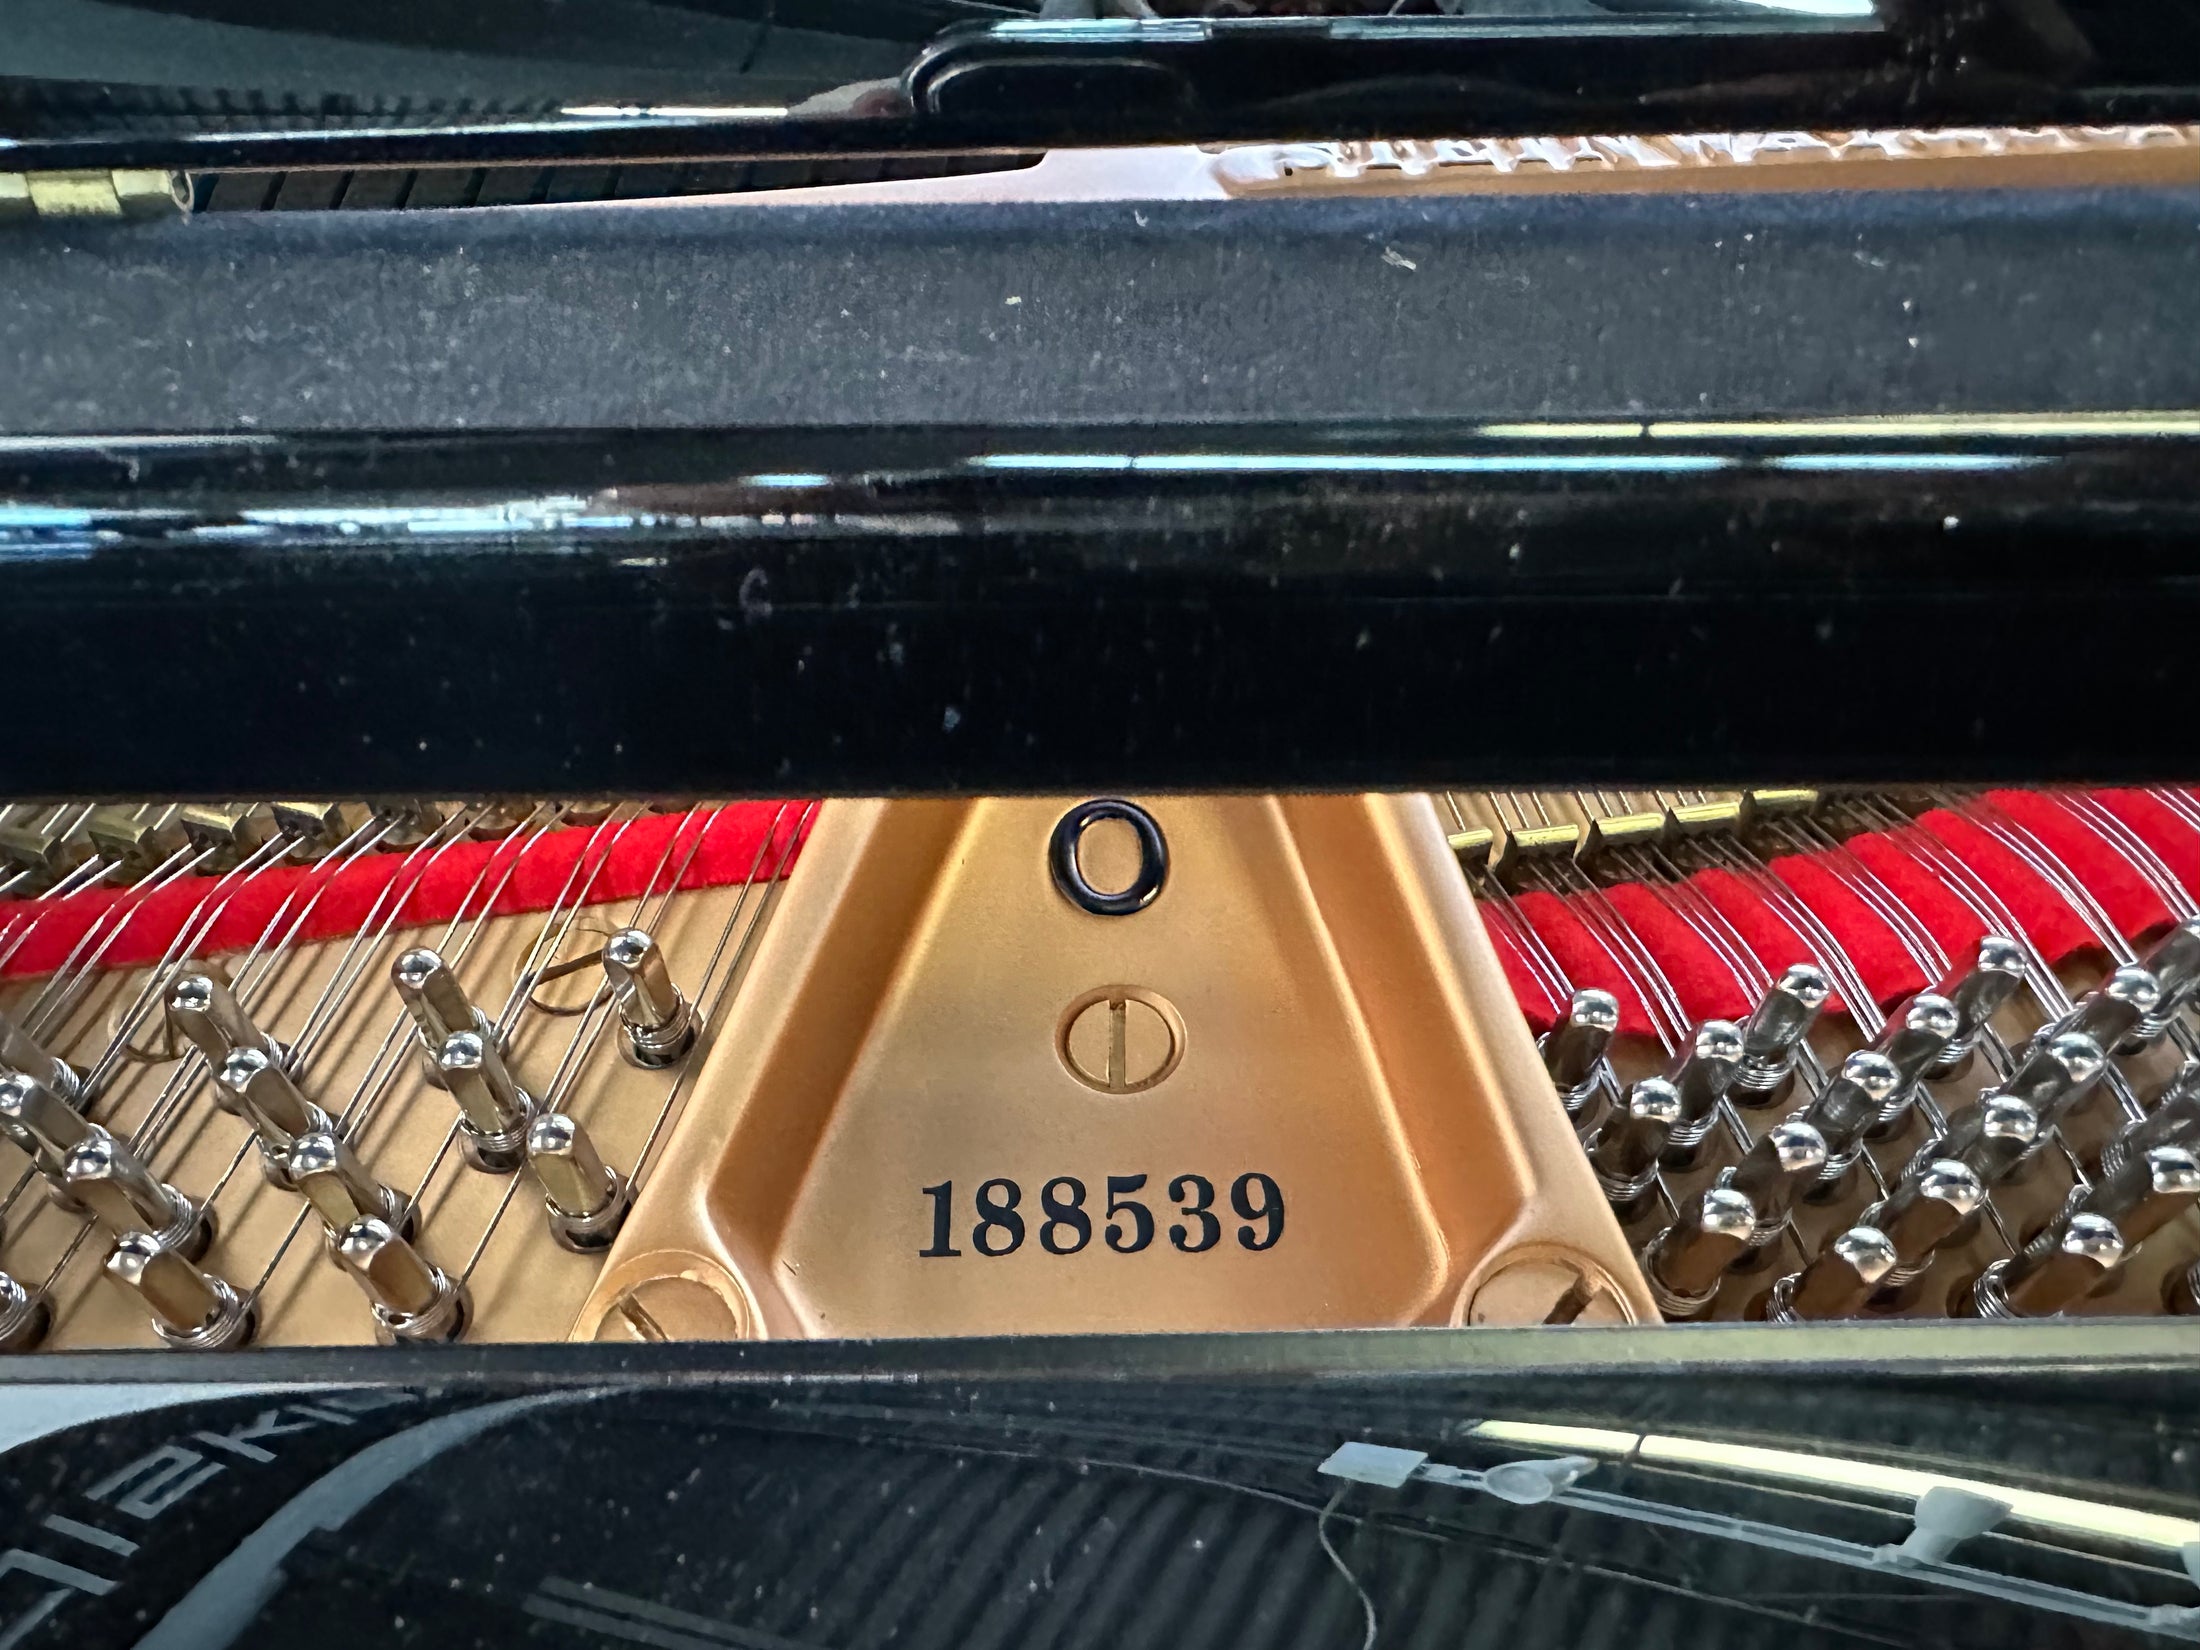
[1864, 993, 1959, 1138]
[287, 1130, 409, 1240]
[1752, 1226, 1898, 1323]
[166, 970, 281, 1083]
[391, 949, 496, 1086]
[526, 1111, 633, 1252]
[2044, 965, 2162, 1057]
[1642, 1185, 1758, 1321]
[2091, 1072, 2200, 1181]
[103, 1233, 254, 1350]
[1721, 1120, 1829, 1263]
[602, 929, 701, 1069]
[1731, 965, 1831, 1105]
[1922, 937, 2029, 1079]
[1859, 1159, 1985, 1301]
[63, 1128, 212, 1260]
[1926, 1093, 2042, 1187]
[2002, 1030, 2107, 1133]
[1539, 989, 1619, 1116]
[1658, 1020, 1745, 1167]
[437, 1030, 535, 1173]
[0, 1006, 82, 1104]
[2164, 1257, 2200, 1316]
[1954, 1212, 2124, 1318]
[2133, 917, 2200, 1043]
[0, 1270, 51, 1351]
[1584, 1078, 1679, 1218]
[335, 1216, 468, 1344]
[216, 1047, 332, 1186]
[0, 1070, 96, 1186]
[1797, 1050, 1903, 1195]
[2055, 1144, 2200, 1250]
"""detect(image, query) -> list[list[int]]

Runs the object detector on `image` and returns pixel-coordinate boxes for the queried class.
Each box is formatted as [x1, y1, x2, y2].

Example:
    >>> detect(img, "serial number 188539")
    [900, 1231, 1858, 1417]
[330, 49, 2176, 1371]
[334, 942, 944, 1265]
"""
[918, 1172, 1285, 1258]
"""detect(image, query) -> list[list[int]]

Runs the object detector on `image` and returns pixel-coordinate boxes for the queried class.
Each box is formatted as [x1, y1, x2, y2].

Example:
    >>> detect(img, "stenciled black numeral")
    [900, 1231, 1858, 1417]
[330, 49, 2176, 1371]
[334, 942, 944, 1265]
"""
[918, 1180, 962, 1257]
[973, 1177, 1026, 1256]
[1168, 1173, 1220, 1253]
[1104, 1174, 1154, 1254]
[925, 1172, 1279, 1257]
[1040, 1177, 1093, 1255]
[1230, 1171, 1285, 1251]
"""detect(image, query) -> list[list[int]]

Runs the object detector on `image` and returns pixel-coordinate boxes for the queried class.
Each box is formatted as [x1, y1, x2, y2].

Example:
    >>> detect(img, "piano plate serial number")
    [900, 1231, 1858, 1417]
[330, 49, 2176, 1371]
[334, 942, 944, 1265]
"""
[918, 1173, 1284, 1257]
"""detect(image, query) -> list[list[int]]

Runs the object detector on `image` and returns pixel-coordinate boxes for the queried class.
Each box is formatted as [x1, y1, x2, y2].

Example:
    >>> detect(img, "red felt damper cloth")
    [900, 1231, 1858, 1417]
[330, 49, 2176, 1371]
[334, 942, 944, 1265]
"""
[1688, 867, 1848, 1013]
[1917, 807, 2100, 964]
[1478, 903, 1565, 1035]
[2095, 788, 2200, 902]
[1600, 881, 1757, 1025]
[1840, 831, 1990, 966]
[1509, 889, 1656, 1037]
[1984, 789, 2173, 947]
[0, 804, 808, 981]
[1767, 852, 1930, 1013]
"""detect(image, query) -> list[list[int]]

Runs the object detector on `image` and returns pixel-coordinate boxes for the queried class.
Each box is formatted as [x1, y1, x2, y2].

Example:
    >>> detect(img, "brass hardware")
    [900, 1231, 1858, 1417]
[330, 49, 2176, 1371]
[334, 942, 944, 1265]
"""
[5, 170, 184, 222]
[1446, 826, 1495, 871]
[1056, 986, 1186, 1095]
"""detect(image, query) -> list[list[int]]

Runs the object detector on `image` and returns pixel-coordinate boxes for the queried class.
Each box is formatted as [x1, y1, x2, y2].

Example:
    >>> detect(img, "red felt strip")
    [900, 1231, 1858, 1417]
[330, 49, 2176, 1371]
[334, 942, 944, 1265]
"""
[1986, 790, 2173, 947]
[1768, 852, 1930, 1012]
[1840, 832, 1989, 965]
[2093, 789, 2200, 909]
[1601, 882, 1754, 1024]
[0, 804, 807, 981]
[1918, 808, 2099, 965]
[1689, 867, 1848, 1013]
[1510, 889, 1656, 1037]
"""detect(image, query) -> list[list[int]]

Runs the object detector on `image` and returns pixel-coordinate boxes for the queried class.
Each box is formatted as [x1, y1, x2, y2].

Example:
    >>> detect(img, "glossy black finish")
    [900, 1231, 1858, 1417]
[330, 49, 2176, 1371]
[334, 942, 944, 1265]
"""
[4, 1322, 2199, 1650]
[3, 421, 2200, 798]
[8, 1, 2200, 169]
[15, 190, 2200, 439]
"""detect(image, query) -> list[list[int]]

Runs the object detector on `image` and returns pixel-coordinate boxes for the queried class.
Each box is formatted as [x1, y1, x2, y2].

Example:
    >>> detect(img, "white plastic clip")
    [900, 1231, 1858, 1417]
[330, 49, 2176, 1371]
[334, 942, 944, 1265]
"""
[1318, 1442, 1428, 1489]
[1481, 1456, 1597, 1506]
[1876, 1485, 2011, 1567]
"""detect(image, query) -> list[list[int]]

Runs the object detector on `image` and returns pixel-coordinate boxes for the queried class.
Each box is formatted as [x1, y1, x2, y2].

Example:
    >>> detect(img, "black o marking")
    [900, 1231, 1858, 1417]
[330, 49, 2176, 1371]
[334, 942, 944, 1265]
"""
[1049, 800, 1167, 917]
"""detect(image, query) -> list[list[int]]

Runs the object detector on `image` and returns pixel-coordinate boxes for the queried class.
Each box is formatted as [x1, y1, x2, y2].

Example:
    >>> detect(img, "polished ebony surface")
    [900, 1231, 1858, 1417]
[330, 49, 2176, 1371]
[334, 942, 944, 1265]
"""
[2, 420, 2198, 797]
[7, 1, 2200, 168]
[3, 1322, 2199, 1650]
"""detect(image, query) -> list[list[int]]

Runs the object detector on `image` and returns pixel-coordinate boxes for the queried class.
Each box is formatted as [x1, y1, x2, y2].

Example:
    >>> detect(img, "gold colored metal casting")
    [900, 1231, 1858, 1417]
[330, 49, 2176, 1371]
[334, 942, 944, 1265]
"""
[577, 794, 1652, 1341]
